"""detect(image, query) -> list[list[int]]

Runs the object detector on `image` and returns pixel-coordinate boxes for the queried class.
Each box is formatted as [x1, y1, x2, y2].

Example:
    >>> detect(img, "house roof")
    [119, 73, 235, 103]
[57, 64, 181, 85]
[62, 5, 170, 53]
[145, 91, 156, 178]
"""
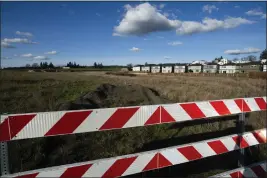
[235, 61, 261, 66]
[221, 63, 237, 66]
[189, 64, 203, 66]
[206, 62, 218, 65]
[174, 63, 188, 66]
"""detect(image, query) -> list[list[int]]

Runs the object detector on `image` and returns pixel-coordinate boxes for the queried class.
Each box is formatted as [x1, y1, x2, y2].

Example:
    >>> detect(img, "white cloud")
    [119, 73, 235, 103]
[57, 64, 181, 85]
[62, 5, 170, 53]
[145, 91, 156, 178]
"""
[129, 47, 141, 52]
[16, 31, 33, 37]
[117, 9, 120, 13]
[113, 3, 181, 36]
[234, 5, 240, 8]
[33, 56, 50, 60]
[45, 51, 58, 55]
[114, 3, 254, 36]
[176, 17, 254, 35]
[202, 5, 219, 14]
[168, 41, 183, 46]
[157, 36, 164, 39]
[224, 47, 261, 55]
[159, 4, 165, 9]
[96, 13, 101, 17]
[164, 56, 171, 60]
[21, 53, 34, 58]
[2, 38, 37, 44]
[246, 9, 266, 19]
[1, 41, 15, 48]
[14, 54, 18, 57]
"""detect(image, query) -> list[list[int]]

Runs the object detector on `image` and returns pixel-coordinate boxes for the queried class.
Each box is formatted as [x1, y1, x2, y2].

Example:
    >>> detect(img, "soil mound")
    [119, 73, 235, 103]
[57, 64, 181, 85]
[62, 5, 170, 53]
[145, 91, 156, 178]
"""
[10, 84, 173, 174]
[58, 83, 172, 110]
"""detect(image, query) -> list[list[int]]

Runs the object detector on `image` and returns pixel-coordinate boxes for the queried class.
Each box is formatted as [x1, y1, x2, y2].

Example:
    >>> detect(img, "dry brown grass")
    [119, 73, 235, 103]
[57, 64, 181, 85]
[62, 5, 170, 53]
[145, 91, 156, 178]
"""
[1, 71, 266, 177]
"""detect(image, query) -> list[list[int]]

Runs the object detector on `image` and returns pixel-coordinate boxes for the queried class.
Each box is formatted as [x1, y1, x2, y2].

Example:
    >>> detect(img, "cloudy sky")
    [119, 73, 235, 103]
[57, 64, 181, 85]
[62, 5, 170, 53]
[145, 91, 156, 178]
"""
[1, 1, 266, 67]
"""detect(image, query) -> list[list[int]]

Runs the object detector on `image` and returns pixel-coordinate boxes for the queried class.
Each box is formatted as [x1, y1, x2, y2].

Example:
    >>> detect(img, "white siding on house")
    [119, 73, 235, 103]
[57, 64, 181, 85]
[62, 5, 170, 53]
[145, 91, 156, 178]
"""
[174, 66, 186, 73]
[203, 69, 217, 73]
[141, 66, 150, 72]
[263, 65, 267, 72]
[151, 66, 160, 73]
[132, 66, 141, 72]
[188, 66, 202, 73]
[203, 65, 217, 73]
[219, 65, 239, 73]
[162, 66, 172, 73]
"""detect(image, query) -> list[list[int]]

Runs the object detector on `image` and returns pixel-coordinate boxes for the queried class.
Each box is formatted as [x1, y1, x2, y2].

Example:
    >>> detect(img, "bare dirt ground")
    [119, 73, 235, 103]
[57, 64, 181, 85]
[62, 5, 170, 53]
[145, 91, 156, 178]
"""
[1, 71, 266, 177]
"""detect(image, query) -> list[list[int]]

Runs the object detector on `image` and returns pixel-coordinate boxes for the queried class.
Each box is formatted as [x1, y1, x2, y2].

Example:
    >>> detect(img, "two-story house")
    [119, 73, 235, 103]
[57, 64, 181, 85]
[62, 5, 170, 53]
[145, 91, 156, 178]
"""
[174, 64, 187, 73]
[132, 65, 141, 72]
[203, 63, 218, 73]
[237, 62, 261, 73]
[151, 65, 161, 73]
[219, 64, 240, 73]
[141, 66, 150, 73]
[162, 65, 173, 73]
[188, 64, 202, 73]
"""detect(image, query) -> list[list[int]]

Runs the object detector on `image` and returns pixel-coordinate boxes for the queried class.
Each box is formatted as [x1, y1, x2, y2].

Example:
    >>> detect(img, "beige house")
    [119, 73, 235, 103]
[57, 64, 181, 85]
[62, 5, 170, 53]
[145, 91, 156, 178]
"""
[174, 64, 186, 73]
[162, 66, 173, 73]
[203, 63, 218, 73]
[188, 64, 202, 73]
[151, 65, 161, 73]
[141, 66, 150, 73]
[219, 64, 240, 73]
[132, 66, 141, 72]
[237, 62, 261, 73]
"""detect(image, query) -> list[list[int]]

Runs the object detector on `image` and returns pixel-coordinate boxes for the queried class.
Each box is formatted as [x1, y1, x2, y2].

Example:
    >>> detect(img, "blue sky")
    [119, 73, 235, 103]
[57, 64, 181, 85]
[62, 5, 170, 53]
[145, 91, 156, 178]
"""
[1, 1, 266, 67]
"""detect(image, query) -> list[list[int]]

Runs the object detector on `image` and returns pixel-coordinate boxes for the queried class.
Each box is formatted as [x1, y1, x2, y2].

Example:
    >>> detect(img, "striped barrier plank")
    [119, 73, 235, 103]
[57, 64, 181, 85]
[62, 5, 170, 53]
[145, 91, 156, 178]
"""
[0, 97, 266, 142]
[210, 161, 267, 178]
[2, 128, 266, 178]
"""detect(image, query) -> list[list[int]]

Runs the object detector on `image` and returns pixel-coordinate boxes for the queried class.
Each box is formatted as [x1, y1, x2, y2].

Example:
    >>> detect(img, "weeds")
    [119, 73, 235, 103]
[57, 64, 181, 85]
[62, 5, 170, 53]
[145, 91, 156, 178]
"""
[1, 71, 266, 177]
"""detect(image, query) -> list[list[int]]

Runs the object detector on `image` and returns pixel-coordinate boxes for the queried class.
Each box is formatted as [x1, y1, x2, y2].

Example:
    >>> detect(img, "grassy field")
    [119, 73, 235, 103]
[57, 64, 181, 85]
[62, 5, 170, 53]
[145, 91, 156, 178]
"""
[1, 70, 266, 177]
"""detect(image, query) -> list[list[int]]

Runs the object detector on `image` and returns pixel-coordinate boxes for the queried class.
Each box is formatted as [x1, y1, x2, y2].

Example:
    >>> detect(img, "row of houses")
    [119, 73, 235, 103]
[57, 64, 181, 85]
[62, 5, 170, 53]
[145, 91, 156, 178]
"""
[132, 62, 267, 74]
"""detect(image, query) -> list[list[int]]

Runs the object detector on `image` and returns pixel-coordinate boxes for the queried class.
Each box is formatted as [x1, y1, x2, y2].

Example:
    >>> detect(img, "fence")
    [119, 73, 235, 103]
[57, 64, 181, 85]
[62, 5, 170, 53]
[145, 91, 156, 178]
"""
[0, 96, 266, 177]
[210, 161, 267, 177]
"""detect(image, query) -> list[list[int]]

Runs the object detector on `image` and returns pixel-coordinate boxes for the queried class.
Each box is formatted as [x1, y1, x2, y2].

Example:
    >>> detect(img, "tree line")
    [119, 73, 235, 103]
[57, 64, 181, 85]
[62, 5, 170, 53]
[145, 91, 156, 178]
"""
[3, 49, 267, 70]
[93, 62, 104, 68]
[25, 62, 55, 69]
